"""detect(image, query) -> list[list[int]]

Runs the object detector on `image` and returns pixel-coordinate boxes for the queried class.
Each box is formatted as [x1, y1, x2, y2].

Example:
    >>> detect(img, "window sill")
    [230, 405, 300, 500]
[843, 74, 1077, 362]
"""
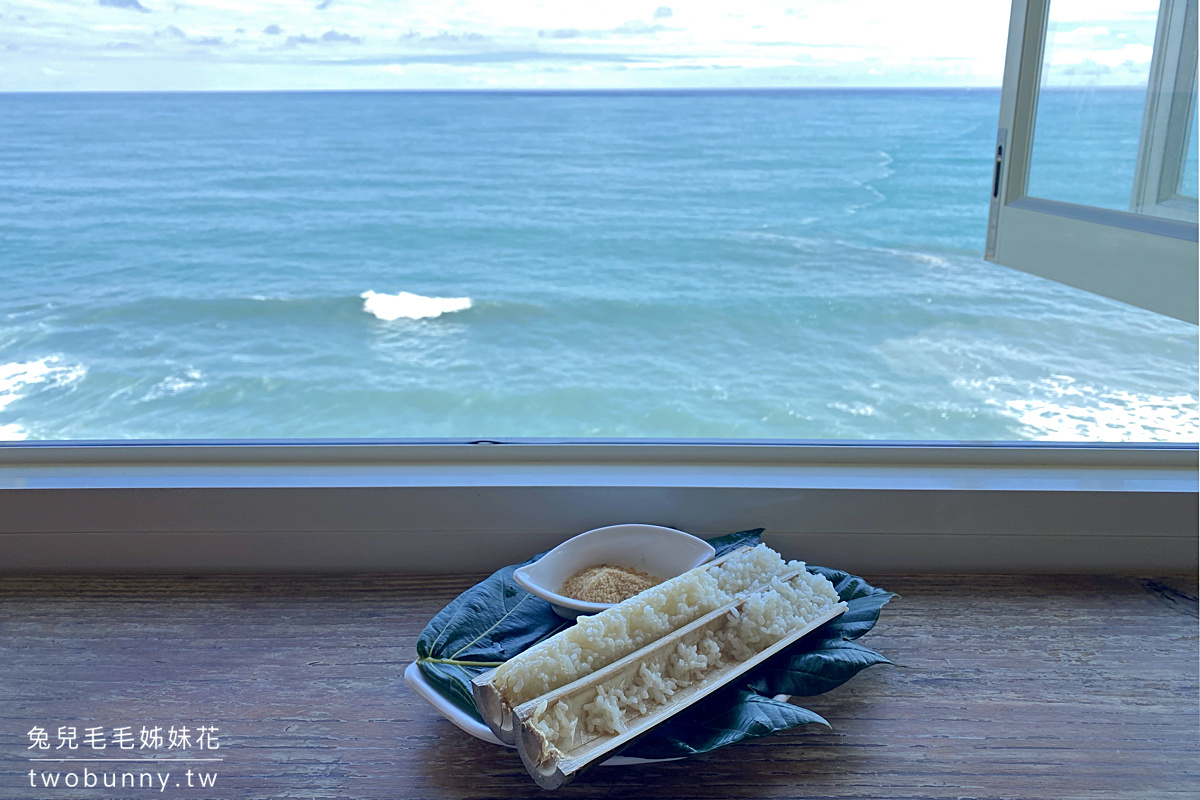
[0, 440, 1195, 574]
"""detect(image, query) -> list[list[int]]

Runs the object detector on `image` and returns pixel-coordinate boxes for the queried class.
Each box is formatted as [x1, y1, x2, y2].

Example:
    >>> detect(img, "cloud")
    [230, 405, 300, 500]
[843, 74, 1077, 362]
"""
[286, 30, 361, 46]
[537, 21, 668, 40]
[1060, 59, 1113, 76]
[98, 0, 150, 11]
[613, 20, 665, 35]
[312, 51, 641, 68]
[1045, 55, 1150, 85]
[399, 30, 488, 44]
[0, 0, 1016, 91]
[152, 25, 223, 46]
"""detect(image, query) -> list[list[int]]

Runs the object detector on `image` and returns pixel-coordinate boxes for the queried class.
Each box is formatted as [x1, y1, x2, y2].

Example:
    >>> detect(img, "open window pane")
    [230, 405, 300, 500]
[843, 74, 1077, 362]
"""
[1025, 0, 1198, 221]
[1183, 98, 1199, 196]
[1027, 0, 1158, 210]
[1131, 0, 1199, 219]
[1023, 0, 1200, 223]
[988, 0, 1198, 325]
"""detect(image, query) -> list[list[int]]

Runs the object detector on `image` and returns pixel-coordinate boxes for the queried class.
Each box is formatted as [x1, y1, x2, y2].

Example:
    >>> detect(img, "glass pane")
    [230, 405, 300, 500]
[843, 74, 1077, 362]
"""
[1, 3, 1196, 444]
[1027, 0, 1159, 210]
[1180, 90, 1199, 197]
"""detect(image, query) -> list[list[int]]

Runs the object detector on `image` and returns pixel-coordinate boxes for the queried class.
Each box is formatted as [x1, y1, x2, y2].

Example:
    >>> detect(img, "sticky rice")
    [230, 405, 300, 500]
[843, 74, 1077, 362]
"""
[527, 569, 842, 752]
[492, 544, 815, 705]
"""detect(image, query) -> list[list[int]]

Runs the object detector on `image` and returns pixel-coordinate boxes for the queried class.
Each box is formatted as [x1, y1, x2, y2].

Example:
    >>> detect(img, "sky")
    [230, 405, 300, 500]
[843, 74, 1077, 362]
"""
[0, 0, 1161, 91]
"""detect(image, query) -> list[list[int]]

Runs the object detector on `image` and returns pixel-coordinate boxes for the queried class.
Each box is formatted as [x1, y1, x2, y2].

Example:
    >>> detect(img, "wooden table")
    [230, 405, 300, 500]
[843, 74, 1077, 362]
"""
[1, 573, 1196, 799]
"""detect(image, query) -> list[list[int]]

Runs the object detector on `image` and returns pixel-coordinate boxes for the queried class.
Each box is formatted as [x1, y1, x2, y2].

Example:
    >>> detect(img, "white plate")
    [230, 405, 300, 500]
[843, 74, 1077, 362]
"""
[513, 523, 716, 618]
[404, 662, 684, 765]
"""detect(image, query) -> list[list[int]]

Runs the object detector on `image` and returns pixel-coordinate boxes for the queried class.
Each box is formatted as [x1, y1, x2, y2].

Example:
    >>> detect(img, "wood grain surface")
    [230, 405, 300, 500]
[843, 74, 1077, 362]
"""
[0, 572, 1196, 800]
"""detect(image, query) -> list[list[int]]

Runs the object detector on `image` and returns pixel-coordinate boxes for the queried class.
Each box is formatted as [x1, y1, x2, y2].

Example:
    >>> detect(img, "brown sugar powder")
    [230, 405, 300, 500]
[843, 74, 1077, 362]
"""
[559, 564, 662, 604]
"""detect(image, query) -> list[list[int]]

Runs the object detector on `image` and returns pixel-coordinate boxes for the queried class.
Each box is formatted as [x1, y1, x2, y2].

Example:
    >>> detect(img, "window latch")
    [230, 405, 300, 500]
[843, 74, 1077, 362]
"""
[985, 127, 1007, 261]
[992, 142, 1004, 198]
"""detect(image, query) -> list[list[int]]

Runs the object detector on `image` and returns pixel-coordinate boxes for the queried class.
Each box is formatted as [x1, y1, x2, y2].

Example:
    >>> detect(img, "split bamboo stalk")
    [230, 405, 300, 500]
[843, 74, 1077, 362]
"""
[512, 568, 845, 789]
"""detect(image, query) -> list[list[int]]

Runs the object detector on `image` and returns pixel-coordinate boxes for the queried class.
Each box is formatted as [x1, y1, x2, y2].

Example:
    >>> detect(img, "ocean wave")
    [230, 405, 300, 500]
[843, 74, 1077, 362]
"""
[0, 356, 87, 439]
[0, 423, 28, 441]
[814, 238, 954, 267]
[735, 230, 954, 267]
[143, 369, 205, 402]
[854, 243, 951, 268]
[993, 377, 1199, 442]
[947, 374, 1199, 442]
[361, 290, 472, 321]
[844, 183, 887, 215]
[0, 356, 87, 413]
[829, 400, 877, 418]
[878, 328, 1198, 442]
[733, 231, 828, 251]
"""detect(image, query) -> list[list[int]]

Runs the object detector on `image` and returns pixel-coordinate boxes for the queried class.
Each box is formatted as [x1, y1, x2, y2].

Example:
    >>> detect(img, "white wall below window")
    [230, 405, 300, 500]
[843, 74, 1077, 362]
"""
[1, 441, 1194, 574]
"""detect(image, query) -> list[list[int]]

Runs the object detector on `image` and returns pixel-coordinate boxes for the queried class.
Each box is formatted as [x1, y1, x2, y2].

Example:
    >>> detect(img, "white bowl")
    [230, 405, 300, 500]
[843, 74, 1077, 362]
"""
[513, 524, 716, 618]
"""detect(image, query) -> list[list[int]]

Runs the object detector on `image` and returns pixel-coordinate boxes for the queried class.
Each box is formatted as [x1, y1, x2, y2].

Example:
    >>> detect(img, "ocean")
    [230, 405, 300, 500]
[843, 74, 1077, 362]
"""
[0, 89, 1196, 442]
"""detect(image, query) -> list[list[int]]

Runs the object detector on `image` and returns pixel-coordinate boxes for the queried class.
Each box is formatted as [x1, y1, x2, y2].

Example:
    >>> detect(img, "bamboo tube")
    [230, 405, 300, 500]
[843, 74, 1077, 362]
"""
[512, 568, 844, 789]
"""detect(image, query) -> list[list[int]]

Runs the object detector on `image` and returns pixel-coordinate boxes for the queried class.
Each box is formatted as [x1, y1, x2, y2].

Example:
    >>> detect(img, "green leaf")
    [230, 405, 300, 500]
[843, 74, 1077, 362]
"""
[806, 565, 890, 603]
[416, 555, 565, 663]
[416, 661, 492, 723]
[806, 565, 896, 640]
[822, 592, 898, 640]
[416, 555, 569, 719]
[746, 637, 893, 697]
[626, 687, 829, 760]
[706, 528, 764, 557]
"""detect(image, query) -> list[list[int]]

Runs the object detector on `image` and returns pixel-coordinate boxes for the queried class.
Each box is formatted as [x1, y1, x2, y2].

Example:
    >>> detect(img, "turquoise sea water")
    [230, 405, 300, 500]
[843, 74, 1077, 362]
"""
[0, 89, 1196, 441]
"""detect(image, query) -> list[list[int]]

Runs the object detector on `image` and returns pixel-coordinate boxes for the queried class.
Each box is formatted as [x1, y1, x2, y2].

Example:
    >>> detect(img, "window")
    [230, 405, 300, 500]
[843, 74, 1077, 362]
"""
[0, 1, 1196, 444]
[1132, 0, 1198, 221]
[987, 0, 1199, 323]
[0, 1, 1195, 574]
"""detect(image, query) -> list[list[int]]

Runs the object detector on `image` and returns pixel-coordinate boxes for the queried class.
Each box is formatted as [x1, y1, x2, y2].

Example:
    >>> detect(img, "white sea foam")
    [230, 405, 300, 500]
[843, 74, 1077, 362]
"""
[735, 231, 826, 251]
[0, 422, 28, 441]
[838, 240, 952, 267]
[736, 231, 952, 267]
[361, 290, 472, 321]
[844, 152, 892, 215]
[143, 369, 204, 402]
[0, 357, 86, 413]
[995, 377, 1199, 442]
[0, 357, 87, 439]
[829, 400, 876, 417]
[878, 330, 1198, 442]
[844, 183, 887, 215]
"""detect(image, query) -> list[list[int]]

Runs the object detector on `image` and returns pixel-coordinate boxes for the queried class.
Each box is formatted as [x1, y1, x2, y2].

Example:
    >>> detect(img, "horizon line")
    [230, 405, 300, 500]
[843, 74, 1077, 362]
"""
[5, 85, 1121, 95]
[0, 84, 1153, 95]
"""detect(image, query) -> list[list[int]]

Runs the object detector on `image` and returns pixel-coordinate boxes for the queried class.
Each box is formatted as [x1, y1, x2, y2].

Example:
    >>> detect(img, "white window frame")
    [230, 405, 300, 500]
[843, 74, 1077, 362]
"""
[0, 440, 1195, 575]
[1132, 0, 1199, 222]
[986, 0, 1200, 324]
[2, 2, 1197, 576]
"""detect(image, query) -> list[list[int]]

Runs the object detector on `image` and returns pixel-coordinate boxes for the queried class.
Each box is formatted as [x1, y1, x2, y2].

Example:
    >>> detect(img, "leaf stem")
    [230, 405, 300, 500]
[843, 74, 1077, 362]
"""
[418, 657, 506, 667]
